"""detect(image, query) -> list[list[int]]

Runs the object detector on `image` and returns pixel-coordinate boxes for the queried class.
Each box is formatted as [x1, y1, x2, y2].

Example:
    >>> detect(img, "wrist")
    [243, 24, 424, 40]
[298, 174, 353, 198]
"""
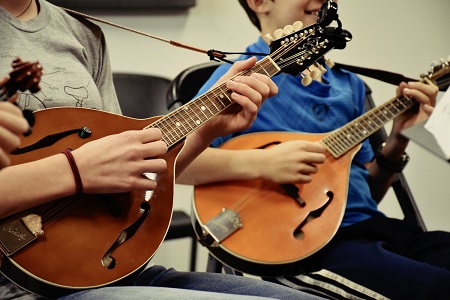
[62, 149, 83, 194]
[374, 142, 410, 172]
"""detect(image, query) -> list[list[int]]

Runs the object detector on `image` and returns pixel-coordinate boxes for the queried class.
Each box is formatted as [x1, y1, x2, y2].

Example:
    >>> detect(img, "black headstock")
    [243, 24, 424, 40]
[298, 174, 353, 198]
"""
[423, 58, 450, 92]
[268, 0, 351, 85]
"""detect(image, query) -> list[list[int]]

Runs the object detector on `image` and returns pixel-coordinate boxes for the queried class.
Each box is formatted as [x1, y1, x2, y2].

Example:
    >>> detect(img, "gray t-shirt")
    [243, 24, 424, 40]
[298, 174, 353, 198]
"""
[0, 0, 121, 113]
[0, 0, 121, 298]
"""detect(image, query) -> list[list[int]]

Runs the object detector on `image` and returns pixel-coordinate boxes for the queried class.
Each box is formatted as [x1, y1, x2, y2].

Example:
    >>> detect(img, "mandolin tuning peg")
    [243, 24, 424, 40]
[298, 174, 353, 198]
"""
[439, 57, 450, 66]
[314, 62, 327, 74]
[283, 24, 294, 35]
[308, 67, 321, 80]
[300, 73, 313, 86]
[324, 57, 335, 68]
[293, 21, 304, 31]
[265, 33, 274, 42]
[273, 28, 283, 39]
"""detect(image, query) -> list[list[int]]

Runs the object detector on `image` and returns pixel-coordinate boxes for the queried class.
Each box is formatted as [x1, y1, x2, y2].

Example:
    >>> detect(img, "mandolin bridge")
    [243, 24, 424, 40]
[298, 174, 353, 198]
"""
[0, 216, 41, 256]
[200, 208, 242, 247]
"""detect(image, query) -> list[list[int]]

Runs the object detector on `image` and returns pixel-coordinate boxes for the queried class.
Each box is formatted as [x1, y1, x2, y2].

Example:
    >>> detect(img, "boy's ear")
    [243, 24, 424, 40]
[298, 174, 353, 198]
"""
[247, 0, 272, 14]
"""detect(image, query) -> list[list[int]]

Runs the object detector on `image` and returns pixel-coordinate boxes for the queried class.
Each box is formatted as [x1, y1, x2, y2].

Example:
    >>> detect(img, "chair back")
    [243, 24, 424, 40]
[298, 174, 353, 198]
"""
[166, 61, 223, 110]
[113, 73, 171, 118]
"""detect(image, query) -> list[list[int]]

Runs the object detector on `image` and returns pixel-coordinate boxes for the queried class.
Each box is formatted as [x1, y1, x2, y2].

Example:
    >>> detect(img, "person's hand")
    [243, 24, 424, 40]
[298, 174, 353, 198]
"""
[72, 128, 168, 194]
[391, 81, 438, 140]
[380, 81, 438, 160]
[198, 57, 278, 140]
[0, 100, 29, 169]
[259, 140, 326, 184]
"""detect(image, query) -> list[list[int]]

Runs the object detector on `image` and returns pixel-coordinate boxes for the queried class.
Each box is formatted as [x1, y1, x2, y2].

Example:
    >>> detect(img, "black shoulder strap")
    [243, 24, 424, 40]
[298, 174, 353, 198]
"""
[334, 62, 418, 86]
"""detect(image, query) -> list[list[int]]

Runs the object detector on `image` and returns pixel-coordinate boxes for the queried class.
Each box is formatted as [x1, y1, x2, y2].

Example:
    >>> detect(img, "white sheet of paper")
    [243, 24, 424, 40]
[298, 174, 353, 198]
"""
[425, 86, 450, 158]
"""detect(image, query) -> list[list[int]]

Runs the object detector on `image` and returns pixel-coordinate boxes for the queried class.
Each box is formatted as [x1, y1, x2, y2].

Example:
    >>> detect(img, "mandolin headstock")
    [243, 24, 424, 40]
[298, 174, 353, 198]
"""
[268, 0, 351, 85]
[0, 57, 43, 102]
[422, 56, 450, 92]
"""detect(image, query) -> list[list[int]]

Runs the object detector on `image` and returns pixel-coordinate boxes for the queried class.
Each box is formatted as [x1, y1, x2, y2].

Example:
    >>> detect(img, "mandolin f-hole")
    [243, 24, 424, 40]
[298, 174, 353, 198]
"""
[293, 191, 333, 240]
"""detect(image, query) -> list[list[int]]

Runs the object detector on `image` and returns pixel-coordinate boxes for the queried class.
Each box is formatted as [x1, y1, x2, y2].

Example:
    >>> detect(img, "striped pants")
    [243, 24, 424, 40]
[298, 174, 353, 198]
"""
[268, 216, 450, 299]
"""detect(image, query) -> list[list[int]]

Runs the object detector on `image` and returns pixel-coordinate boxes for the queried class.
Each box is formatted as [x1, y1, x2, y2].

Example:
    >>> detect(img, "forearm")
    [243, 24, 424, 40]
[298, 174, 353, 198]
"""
[0, 154, 75, 218]
[176, 145, 265, 186]
[368, 161, 397, 203]
[368, 136, 409, 203]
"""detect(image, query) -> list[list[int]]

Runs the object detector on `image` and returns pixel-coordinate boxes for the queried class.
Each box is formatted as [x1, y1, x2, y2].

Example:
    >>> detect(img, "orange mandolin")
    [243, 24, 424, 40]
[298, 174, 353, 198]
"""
[193, 59, 450, 277]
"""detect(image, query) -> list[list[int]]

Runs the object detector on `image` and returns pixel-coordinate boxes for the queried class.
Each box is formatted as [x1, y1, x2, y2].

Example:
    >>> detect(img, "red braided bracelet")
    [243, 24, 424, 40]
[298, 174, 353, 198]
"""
[62, 149, 83, 194]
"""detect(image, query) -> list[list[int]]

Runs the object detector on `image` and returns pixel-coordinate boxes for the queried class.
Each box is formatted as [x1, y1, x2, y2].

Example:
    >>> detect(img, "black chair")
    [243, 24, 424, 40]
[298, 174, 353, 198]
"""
[166, 61, 223, 111]
[113, 72, 198, 271]
[165, 62, 427, 275]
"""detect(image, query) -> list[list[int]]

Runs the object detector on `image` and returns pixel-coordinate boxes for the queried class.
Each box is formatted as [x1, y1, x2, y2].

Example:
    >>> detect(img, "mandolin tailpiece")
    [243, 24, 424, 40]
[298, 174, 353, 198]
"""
[0, 217, 40, 257]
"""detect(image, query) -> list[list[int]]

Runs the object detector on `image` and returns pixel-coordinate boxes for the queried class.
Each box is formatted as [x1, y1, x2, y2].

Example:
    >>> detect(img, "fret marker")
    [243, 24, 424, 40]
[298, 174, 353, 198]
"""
[201, 106, 206, 111]
[220, 94, 224, 98]
[363, 130, 367, 135]
[176, 122, 181, 127]
[196, 120, 201, 125]
[184, 107, 189, 110]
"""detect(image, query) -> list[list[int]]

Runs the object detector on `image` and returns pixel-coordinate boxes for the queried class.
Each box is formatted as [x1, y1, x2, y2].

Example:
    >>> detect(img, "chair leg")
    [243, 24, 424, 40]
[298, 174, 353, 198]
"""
[189, 236, 197, 272]
[223, 265, 242, 276]
[206, 254, 223, 273]
[206, 254, 243, 276]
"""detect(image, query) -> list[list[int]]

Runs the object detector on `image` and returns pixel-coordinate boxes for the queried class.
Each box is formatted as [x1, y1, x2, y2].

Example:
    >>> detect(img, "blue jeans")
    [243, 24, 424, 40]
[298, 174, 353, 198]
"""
[60, 265, 324, 300]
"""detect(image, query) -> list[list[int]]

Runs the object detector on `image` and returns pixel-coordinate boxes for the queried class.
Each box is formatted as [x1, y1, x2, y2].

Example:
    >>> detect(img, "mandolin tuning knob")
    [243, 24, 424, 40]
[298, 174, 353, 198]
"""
[325, 57, 335, 68]
[293, 21, 304, 31]
[274, 28, 283, 39]
[283, 24, 294, 35]
[300, 73, 313, 86]
[265, 33, 274, 42]
[309, 68, 322, 80]
[314, 62, 327, 74]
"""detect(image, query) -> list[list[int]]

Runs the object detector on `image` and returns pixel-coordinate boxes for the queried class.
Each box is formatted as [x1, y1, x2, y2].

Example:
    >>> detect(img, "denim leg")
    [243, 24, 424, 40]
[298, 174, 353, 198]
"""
[59, 286, 275, 300]
[133, 265, 325, 300]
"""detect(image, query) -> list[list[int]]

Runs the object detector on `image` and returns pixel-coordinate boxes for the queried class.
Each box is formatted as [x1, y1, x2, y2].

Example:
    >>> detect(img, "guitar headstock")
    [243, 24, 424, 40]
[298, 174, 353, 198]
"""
[1, 57, 43, 101]
[268, 1, 351, 85]
[422, 57, 450, 92]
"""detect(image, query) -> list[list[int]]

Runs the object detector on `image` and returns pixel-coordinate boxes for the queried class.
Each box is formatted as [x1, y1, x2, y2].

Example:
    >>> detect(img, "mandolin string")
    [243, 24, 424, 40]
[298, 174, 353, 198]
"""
[228, 182, 264, 213]
[42, 196, 86, 226]
[226, 182, 281, 221]
[33, 198, 70, 225]
[32, 195, 85, 226]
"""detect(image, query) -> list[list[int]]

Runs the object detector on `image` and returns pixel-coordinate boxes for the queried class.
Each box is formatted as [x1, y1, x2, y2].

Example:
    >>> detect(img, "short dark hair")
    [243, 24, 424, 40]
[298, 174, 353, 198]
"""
[238, 0, 261, 31]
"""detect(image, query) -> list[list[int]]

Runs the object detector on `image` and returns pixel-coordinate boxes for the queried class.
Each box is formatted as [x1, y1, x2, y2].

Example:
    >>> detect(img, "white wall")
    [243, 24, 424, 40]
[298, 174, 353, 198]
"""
[91, 0, 450, 272]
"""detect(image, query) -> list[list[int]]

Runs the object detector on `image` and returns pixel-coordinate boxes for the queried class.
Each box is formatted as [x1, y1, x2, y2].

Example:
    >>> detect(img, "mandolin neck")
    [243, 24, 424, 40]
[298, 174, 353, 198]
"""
[146, 57, 281, 148]
[323, 94, 417, 158]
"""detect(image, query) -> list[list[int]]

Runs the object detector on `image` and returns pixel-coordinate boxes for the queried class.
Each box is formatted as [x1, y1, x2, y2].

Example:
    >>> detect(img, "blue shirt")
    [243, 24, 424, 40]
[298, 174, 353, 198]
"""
[197, 37, 384, 227]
